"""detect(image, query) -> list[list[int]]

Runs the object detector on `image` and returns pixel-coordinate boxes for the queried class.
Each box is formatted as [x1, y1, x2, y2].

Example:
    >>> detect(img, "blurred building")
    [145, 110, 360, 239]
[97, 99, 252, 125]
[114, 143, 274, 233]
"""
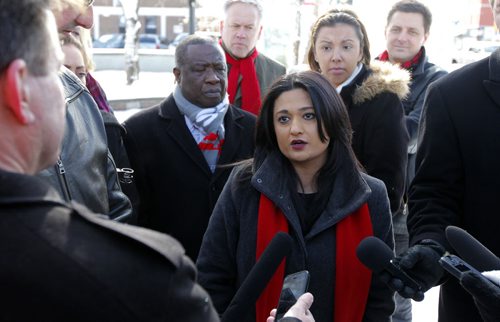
[92, 0, 195, 44]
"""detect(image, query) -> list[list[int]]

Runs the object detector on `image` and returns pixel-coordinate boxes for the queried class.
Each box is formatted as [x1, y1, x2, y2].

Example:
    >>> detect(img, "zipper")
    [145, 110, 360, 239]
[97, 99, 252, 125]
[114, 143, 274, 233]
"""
[56, 158, 72, 202]
[65, 87, 84, 105]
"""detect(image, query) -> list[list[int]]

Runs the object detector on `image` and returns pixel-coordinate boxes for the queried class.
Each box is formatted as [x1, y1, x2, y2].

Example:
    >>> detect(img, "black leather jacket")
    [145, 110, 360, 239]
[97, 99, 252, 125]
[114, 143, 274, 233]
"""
[37, 68, 131, 222]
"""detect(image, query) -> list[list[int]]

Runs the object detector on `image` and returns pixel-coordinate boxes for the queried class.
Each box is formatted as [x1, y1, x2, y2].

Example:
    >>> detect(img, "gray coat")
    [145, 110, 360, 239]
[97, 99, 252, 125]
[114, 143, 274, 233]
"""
[197, 152, 395, 322]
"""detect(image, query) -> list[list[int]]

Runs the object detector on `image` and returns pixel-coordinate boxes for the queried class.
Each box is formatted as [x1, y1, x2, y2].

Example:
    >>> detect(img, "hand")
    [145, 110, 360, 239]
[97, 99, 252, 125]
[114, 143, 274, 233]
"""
[267, 293, 315, 322]
[382, 240, 445, 301]
[460, 270, 500, 322]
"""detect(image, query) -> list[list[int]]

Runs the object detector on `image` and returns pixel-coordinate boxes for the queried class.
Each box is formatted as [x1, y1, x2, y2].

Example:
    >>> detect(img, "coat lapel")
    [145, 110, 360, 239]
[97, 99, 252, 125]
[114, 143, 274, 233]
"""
[483, 48, 500, 107]
[213, 106, 246, 181]
[158, 96, 212, 177]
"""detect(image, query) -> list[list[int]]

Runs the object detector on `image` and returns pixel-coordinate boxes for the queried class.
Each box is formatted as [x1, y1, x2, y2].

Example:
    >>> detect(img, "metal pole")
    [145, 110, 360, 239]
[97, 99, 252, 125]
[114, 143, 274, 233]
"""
[189, 0, 196, 34]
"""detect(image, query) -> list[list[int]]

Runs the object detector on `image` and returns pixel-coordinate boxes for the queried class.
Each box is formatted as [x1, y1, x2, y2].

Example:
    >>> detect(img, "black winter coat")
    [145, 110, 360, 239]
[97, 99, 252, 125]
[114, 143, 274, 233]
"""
[408, 48, 500, 322]
[340, 62, 409, 213]
[123, 95, 256, 260]
[0, 169, 218, 321]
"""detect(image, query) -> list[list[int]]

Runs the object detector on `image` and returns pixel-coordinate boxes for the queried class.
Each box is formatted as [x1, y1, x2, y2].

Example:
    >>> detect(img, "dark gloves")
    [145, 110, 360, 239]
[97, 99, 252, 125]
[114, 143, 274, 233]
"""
[460, 270, 500, 322]
[381, 239, 446, 301]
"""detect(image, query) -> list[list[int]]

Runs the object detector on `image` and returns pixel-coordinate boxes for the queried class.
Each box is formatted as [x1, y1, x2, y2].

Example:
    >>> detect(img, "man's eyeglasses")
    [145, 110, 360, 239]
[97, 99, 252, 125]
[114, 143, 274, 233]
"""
[86, 0, 95, 6]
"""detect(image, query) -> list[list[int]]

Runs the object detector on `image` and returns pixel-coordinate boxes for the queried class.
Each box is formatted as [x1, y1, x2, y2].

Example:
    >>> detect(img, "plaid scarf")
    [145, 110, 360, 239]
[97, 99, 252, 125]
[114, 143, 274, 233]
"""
[378, 47, 423, 73]
[221, 40, 261, 115]
[174, 86, 228, 172]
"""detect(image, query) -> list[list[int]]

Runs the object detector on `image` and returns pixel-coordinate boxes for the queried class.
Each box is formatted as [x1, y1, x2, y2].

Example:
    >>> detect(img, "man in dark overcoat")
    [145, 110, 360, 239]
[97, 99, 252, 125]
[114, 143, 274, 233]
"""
[0, 0, 219, 320]
[384, 1, 500, 321]
[123, 35, 256, 260]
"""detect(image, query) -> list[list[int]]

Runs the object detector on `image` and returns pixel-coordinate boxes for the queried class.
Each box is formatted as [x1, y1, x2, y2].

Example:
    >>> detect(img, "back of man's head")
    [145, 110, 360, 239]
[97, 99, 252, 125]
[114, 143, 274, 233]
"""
[0, 0, 52, 76]
[387, 0, 432, 34]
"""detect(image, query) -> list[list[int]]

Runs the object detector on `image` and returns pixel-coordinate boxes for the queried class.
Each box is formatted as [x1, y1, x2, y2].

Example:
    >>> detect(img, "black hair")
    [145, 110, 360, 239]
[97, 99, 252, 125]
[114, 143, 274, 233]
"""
[254, 70, 362, 201]
[175, 35, 222, 69]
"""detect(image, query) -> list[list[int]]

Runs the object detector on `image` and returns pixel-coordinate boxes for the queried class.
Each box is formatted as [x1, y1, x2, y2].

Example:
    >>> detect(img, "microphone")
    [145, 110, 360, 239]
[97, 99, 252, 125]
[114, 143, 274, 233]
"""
[356, 236, 423, 292]
[221, 232, 293, 322]
[445, 226, 500, 272]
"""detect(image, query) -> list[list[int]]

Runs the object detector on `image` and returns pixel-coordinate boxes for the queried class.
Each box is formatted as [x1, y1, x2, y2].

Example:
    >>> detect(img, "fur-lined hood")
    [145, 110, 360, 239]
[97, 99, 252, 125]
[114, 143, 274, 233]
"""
[352, 60, 410, 105]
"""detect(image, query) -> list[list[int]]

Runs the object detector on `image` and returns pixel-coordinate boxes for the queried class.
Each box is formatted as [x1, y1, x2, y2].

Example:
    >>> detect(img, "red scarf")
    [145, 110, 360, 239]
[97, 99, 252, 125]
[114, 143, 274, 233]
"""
[255, 194, 373, 322]
[378, 48, 423, 72]
[222, 41, 262, 115]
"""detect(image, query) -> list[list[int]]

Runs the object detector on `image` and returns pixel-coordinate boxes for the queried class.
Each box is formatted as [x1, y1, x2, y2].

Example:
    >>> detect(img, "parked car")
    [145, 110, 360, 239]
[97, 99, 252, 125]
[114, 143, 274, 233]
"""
[93, 33, 124, 48]
[451, 42, 500, 64]
[93, 33, 167, 49]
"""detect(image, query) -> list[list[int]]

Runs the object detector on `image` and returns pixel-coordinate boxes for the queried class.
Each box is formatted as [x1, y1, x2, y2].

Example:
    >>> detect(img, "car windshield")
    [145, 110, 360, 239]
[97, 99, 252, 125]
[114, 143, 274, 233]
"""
[140, 37, 156, 43]
[99, 34, 119, 42]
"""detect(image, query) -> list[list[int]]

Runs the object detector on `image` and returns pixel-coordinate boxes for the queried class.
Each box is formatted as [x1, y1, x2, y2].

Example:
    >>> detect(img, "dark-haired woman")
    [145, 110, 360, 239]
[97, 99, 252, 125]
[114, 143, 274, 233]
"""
[197, 71, 395, 322]
[307, 9, 409, 214]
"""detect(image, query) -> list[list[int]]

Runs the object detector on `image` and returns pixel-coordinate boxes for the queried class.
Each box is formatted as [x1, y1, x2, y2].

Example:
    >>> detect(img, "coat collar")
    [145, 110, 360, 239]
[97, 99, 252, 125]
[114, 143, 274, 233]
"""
[484, 48, 500, 107]
[0, 169, 64, 206]
[251, 151, 371, 237]
[157, 95, 248, 179]
[340, 61, 410, 106]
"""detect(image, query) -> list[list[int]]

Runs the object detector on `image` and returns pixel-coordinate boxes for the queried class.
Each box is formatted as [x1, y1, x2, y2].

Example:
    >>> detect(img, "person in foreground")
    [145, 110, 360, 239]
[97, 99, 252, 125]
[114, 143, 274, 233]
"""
[0, 1, 312, 321]
[197, 71, 395, 322]
[383, 0, 500, 321]
[0, 0, 218, 320]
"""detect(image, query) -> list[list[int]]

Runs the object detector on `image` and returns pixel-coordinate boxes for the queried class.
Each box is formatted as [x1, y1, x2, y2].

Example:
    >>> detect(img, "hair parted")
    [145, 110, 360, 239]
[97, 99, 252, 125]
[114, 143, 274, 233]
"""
[307, 8, 371, 72]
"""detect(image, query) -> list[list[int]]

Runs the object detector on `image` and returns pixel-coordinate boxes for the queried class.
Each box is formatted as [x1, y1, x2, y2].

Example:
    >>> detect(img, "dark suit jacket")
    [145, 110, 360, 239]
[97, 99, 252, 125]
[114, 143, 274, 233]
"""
[408, 49, 500, 322]
[123, 95, 256, 260]
[0, 169, 219, 321]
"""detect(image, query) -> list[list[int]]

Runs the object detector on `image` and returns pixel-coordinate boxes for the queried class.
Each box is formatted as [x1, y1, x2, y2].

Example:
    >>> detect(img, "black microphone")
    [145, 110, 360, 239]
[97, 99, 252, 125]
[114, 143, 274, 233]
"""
[356, 236, 423, 292]
[445, 226, 500, 272]
[221, 232, 293, 322]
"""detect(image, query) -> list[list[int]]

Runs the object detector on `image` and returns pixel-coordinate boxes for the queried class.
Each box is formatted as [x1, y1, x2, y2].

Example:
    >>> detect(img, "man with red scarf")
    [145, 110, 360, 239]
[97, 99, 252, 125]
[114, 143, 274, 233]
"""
[220, 0, 286, 115]
[377, 1, 447, 321]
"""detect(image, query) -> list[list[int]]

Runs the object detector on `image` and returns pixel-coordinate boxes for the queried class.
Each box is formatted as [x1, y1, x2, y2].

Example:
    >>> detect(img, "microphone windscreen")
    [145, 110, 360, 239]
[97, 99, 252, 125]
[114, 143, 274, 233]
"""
[445, 226, 500, 272]
[356, 236, 393, 272]
[221, 232, 293, 322]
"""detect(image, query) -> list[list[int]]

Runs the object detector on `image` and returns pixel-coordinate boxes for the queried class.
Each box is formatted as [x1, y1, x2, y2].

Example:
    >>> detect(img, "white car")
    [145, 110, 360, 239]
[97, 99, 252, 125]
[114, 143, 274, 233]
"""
[451, 42, 500, 64]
